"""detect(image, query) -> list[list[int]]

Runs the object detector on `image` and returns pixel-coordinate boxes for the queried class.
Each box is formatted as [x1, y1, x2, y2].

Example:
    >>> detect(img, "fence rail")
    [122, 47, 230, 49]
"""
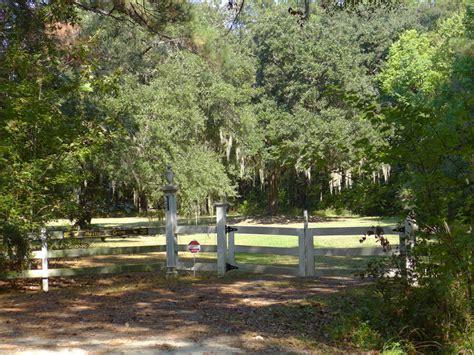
[314, 247, 396, 257]
[232, 226, 300, 236]
[6, 262, 166, 279]
[31, 245, 167, 259]
[176, 226, 216, 234]
[1, 215, 411, 292]
[310, 226, 394, 236]
[44, 227, 165, 240]
[1, 168, 416, 292]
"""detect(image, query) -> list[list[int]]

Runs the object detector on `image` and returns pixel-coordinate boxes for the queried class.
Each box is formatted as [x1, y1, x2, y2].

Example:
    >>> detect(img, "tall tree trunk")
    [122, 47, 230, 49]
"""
[268, 170, 278, 215]
[139, 192, 148, 214]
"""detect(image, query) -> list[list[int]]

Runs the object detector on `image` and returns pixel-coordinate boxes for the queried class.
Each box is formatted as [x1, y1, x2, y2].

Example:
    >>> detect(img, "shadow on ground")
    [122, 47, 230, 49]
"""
[0, 272, 363, 353]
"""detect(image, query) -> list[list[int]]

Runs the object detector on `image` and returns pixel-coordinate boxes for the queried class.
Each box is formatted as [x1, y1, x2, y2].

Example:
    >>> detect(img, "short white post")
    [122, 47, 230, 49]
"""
[215, 202, 228, 277]
[40, 228, 49, 292]
[304, 210, 315, 277]
[163, 167, 178, 278]
[228, 230, 235, 265]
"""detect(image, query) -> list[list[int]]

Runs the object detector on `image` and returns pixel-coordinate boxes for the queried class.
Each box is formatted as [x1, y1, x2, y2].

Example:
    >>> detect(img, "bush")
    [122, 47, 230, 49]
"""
[0, 223, 31, 272]
[351, 321, 383, 350]
[358, 224, 474, 351]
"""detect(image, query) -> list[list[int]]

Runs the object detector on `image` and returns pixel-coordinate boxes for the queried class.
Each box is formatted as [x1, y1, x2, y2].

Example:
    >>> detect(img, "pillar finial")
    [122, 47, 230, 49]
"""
[166, 166, 174, 185]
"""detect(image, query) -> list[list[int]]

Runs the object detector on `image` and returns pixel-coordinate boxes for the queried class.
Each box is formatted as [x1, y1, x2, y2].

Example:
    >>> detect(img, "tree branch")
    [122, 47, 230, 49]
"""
[72, 1, 198, 55]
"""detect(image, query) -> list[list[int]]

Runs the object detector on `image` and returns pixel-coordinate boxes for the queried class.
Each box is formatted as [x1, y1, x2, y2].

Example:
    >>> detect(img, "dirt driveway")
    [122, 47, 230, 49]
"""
[0, 272, 362, 353]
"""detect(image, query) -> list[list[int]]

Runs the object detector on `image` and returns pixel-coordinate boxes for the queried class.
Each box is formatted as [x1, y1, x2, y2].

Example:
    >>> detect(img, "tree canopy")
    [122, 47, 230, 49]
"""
[1, 0, 472, 348]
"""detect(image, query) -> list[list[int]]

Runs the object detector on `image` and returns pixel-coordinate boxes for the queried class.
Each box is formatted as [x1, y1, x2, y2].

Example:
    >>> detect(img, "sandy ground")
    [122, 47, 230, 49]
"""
[0, 272, 362, 353]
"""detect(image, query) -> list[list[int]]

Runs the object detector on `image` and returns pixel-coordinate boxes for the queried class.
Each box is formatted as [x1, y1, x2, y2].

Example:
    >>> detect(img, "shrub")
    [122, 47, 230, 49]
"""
[359, 223, 474, 351]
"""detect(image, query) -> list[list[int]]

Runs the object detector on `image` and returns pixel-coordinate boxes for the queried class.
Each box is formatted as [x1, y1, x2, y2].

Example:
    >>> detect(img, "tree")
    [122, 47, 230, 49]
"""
[75, 5, 258, 217]
[0, 0, 195, 267]
[366, 9, 473, 345]
[235, 1, 445, 214]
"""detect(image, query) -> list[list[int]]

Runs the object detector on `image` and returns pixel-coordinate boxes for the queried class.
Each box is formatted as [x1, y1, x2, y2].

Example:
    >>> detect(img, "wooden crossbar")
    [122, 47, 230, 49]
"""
[44, 227, 165, 240]
[231, 226, 300, 236]
[3, 262, 166, 279]
[310, 226, 398, 236]
[314, 247, 396, 257]
[176, 225, 216, 235]
[31, 245, 167, 259]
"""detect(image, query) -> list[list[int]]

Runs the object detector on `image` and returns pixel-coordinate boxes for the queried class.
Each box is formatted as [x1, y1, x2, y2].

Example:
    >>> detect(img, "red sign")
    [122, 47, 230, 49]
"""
[188, 240, 201, 254]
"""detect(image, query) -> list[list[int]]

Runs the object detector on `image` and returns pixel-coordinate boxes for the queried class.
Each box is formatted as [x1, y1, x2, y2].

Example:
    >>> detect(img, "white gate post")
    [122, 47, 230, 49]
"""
[304, 210, 315, 277]
[215, 202, 228, 277]
[163, 167, 178, 278]
[40, 228, 49, 292]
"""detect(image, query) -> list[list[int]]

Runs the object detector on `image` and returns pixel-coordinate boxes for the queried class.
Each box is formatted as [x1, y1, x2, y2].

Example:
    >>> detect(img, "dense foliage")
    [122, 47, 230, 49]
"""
[358, 8, 473, 350]
[1, 0, 472, 350]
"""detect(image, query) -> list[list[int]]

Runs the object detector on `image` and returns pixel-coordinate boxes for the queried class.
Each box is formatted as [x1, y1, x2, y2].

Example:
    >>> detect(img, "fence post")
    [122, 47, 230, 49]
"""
[399, 230, 407, 279]
[304, 210, 315, 277]
[298, 228, 306, 277]
[215, 202, 228, 277]
[404, 217, 417, 279]
[228, 230, 235, 265]
[163, 167, 178, 278]
[40, 228, 49, 292]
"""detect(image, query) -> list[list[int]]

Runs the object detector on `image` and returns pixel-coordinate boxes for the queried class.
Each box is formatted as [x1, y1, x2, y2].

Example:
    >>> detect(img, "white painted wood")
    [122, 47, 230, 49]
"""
[228, 231, 235, 264]
[181, 244, 299, 256]
[305, 229, 315, 277]
[5, 262, 166, 279]
[40, 228, 48, 292]
[298, 229, 306, 276]
[163, 178, 178, 277]
[176, 225, 216, 234]
[403, 218, 417, 279]
[310, 226, 398, 236]
[405, 218, 417, 249]
[177, 244, 217, 252]
[232, 226, 301, 236]
[32, 245, 167, 259]
[45, 227, 165, 240]
[314, 247, 396, 257]
[215, 202, 228, 277]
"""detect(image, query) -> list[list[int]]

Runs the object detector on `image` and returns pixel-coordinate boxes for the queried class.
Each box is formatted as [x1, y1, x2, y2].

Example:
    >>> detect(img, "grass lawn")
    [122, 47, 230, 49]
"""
[45, 215, 399, 273]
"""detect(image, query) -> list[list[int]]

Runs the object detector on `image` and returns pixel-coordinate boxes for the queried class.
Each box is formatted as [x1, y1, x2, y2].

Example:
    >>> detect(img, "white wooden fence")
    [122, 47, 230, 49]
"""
[0, 213, 414, 293]
[0, 170, 417, 291]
